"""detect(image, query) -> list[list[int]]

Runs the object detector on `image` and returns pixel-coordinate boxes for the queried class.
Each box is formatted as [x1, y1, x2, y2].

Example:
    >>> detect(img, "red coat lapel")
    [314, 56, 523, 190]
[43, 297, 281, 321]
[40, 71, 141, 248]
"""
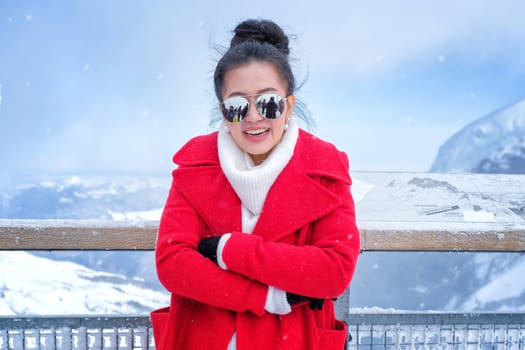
[172, 132, 241, 235]
[173, 165, 242, 235]
[252, 131, 349, 241]
[252, 158, 343, 241]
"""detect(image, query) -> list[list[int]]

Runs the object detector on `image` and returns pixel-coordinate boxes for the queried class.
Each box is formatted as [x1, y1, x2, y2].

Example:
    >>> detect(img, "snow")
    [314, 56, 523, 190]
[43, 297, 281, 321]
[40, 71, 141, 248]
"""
[25, 175, 166, 200]
[463, 210, 495, 222]
[108, 209, 162, 221]
[0, 251, 168, 315]
[0, 219, 158, 229]
[353, 171, 525, 231]
[350, 306, 415, 314]
[462, 255, 525, 311]
[351, 177, 374, 203]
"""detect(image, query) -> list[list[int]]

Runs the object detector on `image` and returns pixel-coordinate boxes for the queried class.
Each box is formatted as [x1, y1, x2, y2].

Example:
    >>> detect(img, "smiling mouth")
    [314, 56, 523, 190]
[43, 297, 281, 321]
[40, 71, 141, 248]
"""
[244, 128, 269, 136]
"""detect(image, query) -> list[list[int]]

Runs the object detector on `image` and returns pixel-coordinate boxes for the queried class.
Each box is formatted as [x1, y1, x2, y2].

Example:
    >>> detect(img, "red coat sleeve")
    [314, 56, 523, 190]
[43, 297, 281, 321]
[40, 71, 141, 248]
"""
[221, 175, 360, 299]
[155, 178, 267, 316]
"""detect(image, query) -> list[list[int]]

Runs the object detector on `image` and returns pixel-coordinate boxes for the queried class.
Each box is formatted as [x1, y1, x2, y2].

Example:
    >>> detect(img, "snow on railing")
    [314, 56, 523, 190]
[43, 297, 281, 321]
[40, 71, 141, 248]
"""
[1, 218, 524, 251]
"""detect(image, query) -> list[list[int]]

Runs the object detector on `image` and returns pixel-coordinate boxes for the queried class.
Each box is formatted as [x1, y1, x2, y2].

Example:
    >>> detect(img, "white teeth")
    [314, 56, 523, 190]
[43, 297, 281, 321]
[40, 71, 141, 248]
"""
[245, 129, 268, 135]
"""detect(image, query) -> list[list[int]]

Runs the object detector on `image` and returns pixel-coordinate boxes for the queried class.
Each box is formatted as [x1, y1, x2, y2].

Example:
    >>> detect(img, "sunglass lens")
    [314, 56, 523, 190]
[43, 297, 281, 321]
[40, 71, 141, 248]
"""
[221, 96, 249, 123]
[256, 94, 285, 119]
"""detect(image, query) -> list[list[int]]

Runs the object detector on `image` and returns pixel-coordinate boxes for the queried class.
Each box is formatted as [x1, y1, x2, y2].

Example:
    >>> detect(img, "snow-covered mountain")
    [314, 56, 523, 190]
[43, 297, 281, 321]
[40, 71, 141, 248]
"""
[0, 251, 168, 315]
[0, 175, 171, 314]
[461, 253, 525, 311]
[350, 251, 525, 312]
[1, 175, 168, 220]
[431, 97, 525, 173]
[421, 97, 525, 312]
[1, 175, 169, 294]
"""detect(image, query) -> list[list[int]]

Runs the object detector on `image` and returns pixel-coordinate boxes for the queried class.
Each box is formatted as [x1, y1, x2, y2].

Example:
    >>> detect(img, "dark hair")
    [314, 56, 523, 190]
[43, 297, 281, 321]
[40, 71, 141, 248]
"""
[212, 19, 314, 129]
[214, 19, 294, 100]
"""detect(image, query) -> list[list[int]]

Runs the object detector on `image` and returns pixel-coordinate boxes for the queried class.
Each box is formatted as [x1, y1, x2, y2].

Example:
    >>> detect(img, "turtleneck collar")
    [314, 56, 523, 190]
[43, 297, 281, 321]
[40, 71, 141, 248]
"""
[217, 118, 299, 215]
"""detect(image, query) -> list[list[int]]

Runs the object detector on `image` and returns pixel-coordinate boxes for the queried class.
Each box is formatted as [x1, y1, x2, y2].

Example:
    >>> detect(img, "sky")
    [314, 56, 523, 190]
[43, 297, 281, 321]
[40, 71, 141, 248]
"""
[1, 0, 525, 182]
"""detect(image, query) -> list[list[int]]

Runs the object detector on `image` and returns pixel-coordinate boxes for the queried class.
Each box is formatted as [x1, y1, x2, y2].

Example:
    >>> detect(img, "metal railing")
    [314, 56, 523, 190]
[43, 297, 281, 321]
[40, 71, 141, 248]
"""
[1, 313, 524, 349]
[347, 312, 525, 349]
[0, 317, 153, 350]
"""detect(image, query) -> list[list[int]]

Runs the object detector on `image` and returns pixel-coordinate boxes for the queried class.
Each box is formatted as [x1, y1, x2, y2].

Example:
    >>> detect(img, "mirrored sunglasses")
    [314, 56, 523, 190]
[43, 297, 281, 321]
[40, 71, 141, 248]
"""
[221, 93, 287, 123]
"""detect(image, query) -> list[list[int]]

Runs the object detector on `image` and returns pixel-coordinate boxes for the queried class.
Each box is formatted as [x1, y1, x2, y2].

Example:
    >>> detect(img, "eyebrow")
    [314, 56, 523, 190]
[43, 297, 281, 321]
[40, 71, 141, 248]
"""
[226, 87, 279, 98]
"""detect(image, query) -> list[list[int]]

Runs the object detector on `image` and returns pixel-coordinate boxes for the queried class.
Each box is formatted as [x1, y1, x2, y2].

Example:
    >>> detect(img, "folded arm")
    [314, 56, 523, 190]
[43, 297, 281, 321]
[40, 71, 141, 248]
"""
[219, 178, 360, 299]
[156, 183, 268, 316]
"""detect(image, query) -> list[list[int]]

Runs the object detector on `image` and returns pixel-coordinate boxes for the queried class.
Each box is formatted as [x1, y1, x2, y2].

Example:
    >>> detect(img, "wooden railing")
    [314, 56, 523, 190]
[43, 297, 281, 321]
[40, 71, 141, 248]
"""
[1, 219, 524, 252]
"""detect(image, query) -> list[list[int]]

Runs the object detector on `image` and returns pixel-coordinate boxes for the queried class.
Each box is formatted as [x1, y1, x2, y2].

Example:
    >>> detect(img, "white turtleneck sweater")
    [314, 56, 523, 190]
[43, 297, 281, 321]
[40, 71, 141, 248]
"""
[216, 118, 299, 350]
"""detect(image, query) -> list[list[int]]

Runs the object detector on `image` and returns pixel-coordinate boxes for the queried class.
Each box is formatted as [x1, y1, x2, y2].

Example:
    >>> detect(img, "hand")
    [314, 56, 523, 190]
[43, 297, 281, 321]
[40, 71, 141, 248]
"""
[286, 292, 325, 310]
[197, 236, 221, 264]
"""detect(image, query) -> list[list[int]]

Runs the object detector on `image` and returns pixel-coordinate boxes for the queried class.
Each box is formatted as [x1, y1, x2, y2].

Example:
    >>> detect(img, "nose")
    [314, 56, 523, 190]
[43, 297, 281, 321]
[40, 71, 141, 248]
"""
[243, 100, 263, 122]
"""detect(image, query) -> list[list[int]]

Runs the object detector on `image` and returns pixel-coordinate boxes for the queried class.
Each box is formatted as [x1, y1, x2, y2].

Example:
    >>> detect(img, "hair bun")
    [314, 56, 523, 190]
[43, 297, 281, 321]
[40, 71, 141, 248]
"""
[230, 19, 289, 55]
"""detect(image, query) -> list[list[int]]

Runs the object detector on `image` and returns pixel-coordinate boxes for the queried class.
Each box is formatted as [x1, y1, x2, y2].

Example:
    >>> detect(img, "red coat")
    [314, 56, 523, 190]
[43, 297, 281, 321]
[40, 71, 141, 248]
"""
[155, 129, 360, 350]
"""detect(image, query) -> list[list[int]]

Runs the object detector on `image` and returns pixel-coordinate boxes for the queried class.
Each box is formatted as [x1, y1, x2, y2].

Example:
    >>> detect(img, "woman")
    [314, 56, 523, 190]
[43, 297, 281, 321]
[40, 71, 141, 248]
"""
[154, 19, 360, 350]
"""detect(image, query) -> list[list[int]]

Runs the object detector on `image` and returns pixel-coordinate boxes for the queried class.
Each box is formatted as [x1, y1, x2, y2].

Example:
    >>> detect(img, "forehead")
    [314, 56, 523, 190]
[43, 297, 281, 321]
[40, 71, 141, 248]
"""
[222, 61, 288, 98]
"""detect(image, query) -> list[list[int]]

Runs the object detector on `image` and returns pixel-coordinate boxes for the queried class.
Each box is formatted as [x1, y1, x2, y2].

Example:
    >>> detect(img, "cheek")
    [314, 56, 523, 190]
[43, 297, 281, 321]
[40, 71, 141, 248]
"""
[228, 124, 247, 145]
[271, 119, 286, 137]
[226, 123, 239, 135]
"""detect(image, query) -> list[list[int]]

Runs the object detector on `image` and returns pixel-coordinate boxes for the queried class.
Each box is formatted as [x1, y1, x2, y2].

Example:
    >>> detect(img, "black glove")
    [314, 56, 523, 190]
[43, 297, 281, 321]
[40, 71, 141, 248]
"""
[197, 236, 221, 264]
[286, 292, 325, 310]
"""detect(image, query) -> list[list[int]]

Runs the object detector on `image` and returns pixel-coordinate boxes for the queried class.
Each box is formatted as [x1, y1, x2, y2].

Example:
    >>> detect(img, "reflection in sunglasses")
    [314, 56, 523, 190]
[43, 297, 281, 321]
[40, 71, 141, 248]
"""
[221, 93, 287, 123]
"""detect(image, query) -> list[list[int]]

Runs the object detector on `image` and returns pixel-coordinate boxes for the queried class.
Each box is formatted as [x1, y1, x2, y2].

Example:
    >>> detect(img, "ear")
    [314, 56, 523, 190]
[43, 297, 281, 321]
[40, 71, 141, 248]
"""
[286, 95, 296, 115]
